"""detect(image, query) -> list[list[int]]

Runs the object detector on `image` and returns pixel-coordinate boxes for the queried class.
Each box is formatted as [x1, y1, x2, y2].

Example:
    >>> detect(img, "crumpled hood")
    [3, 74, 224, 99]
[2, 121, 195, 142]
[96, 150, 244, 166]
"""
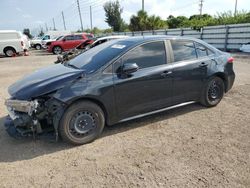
[8, 64, 84, 100]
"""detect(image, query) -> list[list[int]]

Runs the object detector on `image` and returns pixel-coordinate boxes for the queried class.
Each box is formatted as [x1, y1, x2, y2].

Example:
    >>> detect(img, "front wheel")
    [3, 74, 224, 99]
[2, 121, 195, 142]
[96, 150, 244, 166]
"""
[200, 77, 225, 107]
[59, 101, 105, 145]
[52, 46, 63, 54]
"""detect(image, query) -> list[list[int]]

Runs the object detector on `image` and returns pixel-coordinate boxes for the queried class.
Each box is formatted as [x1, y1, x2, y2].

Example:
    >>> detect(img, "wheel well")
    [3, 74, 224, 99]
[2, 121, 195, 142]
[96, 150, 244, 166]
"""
[35, 43, 41, 46]
[66, 97, 108, 123]
[53, 45, 62, 49]
[212, 73, 228, 92]
[3, 46, 16, 53]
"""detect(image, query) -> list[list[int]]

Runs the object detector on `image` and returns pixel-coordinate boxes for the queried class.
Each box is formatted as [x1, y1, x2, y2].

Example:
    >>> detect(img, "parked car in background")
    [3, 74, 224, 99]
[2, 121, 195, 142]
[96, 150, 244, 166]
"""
[0, 30, 25, 57]
[4, 36, 235, 145]
[44, 35, 64, 49]
[48, 33, 94, 54]
[31, 30, 72, 50]
[55, 35, 128, 63]
[240, 42, 250, 52]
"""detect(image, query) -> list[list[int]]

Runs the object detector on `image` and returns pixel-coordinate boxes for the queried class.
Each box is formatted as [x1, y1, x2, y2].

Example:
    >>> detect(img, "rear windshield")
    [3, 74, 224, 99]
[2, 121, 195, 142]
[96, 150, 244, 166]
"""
[68, 40, 134, 73]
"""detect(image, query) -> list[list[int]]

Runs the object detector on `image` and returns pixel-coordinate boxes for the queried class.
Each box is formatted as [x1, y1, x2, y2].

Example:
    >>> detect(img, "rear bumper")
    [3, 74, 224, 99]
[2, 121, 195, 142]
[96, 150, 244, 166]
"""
[226, 71, 235, 92]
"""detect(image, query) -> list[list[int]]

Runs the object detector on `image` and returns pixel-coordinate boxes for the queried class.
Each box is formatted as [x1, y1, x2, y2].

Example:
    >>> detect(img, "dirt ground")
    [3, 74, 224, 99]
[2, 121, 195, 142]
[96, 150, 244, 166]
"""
[0, 50, 249, 188]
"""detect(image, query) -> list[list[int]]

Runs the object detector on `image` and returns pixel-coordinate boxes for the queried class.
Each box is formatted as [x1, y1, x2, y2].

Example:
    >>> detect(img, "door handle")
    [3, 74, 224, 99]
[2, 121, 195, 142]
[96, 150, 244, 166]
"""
[199, 62, 208, 67]
[161, 71, 172, 77]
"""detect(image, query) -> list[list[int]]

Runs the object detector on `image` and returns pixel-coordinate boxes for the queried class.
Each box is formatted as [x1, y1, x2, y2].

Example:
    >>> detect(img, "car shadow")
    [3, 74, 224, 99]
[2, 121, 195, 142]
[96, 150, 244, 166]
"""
[0, 103, 205, 163]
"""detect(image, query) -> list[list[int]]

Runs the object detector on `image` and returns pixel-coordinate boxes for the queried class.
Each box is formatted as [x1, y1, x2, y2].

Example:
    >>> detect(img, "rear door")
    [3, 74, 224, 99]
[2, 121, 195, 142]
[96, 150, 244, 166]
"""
[113, 40, 173, 120]
[74, 35, 85, 47]
[169, 39, 209, 104]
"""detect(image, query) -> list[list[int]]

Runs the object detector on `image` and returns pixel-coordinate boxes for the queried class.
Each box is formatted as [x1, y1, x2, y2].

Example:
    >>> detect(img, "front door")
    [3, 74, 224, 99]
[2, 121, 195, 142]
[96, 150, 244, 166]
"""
[113, 41, 173, 120]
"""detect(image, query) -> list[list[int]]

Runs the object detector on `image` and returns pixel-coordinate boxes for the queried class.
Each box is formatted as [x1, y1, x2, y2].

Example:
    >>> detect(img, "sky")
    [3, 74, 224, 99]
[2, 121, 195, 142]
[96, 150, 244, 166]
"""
[0, 0, 249, 35]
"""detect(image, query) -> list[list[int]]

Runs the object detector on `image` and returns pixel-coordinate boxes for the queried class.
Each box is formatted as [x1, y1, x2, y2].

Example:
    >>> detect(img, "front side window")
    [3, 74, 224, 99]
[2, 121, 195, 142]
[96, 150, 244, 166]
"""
[171, 40, 197, 62]
[43, 35, 50, 40]
[122, 41, 166, 69]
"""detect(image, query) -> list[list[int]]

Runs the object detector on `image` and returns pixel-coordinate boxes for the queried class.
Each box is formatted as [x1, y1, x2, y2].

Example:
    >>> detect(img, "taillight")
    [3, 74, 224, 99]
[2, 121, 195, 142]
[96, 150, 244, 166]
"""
[21, 41, 24, 46]
[227, 57, 234, 63]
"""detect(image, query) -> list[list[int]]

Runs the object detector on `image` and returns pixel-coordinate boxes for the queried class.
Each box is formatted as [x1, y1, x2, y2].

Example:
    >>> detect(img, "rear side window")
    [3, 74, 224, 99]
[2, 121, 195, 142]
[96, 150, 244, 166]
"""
[86, 35, 94, 40]
[195, 42, 214, 57]
[122, 41, 166, 69]
[195, 43, 207, 57]
[75, 35, 83, 40]
[171, 40, 197, 62]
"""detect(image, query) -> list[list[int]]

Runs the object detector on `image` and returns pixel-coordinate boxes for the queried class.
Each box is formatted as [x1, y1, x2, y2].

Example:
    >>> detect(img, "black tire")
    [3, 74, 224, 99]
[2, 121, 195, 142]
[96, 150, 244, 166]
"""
[4, 47, 16, 57]
[35, 44, 42, 50]
[59, 101, 105, 145]
[200, 77, 225, 107]
[52, 46, 63, 54]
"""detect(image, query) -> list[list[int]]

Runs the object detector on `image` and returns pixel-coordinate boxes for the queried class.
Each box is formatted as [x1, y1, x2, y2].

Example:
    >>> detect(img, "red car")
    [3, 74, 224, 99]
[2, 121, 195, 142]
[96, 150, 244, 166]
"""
[48, 33, 94, 54]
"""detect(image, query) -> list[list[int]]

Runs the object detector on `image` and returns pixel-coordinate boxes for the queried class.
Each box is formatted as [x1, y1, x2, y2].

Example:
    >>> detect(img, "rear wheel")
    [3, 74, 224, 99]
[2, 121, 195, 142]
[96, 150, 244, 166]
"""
[200, 77, 225, 107]
[4, 47, 16, 57]
[59, 101, 105, 145]
[52, 46, 63, 54]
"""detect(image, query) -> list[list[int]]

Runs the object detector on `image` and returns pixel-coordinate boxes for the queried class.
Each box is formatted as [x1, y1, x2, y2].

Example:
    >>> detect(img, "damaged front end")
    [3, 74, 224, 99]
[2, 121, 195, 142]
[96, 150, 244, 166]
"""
[4, 96, 65, 140]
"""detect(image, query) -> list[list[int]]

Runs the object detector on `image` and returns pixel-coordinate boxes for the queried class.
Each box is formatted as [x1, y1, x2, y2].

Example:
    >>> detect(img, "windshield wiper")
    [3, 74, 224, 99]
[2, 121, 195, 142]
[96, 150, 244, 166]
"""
[66, 63, 79, 69]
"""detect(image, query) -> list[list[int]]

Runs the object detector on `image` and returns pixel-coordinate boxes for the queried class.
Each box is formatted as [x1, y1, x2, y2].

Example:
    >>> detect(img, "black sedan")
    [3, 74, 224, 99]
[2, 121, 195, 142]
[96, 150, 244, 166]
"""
[4, 36, 235, 145]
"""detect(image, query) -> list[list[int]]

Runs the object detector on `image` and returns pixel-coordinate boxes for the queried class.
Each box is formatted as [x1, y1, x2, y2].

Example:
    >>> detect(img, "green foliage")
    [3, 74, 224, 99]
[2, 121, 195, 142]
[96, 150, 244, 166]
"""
[167, 15, 188, 28]
[129, 10, 167, 31]
[167, 11, 250, 30]
[23, 28, 32, 38]
[38, 29, 44, 37]
[103, 0, 126, 32]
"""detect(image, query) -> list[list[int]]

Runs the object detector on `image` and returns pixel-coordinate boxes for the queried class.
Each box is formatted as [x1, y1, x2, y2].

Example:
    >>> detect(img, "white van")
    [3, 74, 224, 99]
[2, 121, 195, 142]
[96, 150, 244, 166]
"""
[0, 30, 24, 57]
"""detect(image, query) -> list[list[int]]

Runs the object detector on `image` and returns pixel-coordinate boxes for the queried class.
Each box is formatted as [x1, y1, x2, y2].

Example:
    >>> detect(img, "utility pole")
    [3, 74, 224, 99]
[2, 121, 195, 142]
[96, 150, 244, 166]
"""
[199, 0, 204, 16]
[90, 6, 93, 30]
[77, 0, 84, 31]
[52, 18, 56, 30]
[142, 0, 144, 11]
[234, 0, 238, 16]
[62, 11, 66, 30]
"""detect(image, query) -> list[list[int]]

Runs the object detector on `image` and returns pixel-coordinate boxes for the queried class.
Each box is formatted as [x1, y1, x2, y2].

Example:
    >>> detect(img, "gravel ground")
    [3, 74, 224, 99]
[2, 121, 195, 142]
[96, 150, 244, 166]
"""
[0, 50, 249, 188]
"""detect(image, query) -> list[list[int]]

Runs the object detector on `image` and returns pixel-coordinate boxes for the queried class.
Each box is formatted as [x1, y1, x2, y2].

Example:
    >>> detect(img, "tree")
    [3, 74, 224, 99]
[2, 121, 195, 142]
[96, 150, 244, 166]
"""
[129, 10, 166, 31]
[23, 28, 32, 39]
[147, 15, 167, 30]
[103, 0, 126, 32]
[38, 29, 44, 37]
[167, 15, 188, 28]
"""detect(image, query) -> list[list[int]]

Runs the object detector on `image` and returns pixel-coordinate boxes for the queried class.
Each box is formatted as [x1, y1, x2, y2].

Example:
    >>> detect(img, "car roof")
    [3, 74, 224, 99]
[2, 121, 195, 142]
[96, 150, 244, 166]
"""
[117, 35, 203, 42]
[114, 35, 218, 52]
[96, 35, 128, 40]
[0, 30, 19, 33]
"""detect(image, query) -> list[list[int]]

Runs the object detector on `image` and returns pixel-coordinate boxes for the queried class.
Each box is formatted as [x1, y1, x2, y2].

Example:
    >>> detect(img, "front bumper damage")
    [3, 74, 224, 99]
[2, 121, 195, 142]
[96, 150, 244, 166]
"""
[4, 98, 65, 140]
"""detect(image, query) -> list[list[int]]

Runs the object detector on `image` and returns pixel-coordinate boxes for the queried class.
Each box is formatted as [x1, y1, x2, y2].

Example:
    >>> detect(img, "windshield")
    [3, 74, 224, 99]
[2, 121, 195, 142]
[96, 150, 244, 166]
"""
[67, 40, 134, 73]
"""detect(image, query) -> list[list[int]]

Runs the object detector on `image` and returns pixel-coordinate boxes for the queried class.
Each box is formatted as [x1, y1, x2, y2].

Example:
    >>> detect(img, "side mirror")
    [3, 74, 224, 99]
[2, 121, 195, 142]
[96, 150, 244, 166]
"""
[122, 63, 139, 74]
[62, 38, 66, 42]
